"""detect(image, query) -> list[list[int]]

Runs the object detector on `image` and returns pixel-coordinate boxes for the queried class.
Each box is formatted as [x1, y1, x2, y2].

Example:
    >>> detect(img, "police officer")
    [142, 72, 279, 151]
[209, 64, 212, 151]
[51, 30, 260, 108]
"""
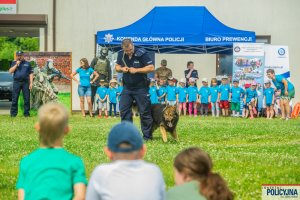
[115, 39, 154, 140]
[9, 50, 33, 117]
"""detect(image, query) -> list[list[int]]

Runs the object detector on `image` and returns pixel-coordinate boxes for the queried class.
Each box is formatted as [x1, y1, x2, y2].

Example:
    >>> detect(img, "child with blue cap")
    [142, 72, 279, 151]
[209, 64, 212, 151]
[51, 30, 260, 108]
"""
[86, 122, 166, 200]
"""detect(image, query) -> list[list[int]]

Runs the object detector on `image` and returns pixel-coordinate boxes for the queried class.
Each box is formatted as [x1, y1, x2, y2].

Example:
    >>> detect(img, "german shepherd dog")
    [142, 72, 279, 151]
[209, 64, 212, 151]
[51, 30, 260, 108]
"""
[151, 104, 179, 142]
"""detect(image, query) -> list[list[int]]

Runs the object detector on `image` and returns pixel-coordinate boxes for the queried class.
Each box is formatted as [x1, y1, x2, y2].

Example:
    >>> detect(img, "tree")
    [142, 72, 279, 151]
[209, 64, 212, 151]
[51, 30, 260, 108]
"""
[0, 37, 39, 70]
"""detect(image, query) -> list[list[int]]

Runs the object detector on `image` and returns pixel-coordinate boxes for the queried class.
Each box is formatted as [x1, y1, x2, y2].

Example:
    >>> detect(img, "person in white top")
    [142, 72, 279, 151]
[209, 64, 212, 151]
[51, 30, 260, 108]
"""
[86, 121, 166, 200]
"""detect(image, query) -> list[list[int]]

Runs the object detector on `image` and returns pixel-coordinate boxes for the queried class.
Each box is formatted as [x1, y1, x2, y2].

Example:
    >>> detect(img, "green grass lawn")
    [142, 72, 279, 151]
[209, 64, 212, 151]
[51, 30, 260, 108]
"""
[18, 93, 71, 116]
[0, 114, 299, 199]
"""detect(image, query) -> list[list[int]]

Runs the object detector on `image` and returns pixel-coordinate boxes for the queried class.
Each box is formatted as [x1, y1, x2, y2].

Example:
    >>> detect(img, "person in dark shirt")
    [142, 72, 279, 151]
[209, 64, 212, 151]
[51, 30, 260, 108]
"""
[9, 50, 33, 117]
[184, 61, 199, 87]
[115, 39, 154, 140]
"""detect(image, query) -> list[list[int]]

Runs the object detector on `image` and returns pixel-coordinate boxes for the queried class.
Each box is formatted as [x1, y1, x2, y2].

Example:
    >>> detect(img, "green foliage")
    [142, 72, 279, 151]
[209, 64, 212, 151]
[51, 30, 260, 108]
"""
[13, 37, 39, 52]
[0, 116, 299, 199]
[0, 37, 39, 61]
[0, 38, 18, 61]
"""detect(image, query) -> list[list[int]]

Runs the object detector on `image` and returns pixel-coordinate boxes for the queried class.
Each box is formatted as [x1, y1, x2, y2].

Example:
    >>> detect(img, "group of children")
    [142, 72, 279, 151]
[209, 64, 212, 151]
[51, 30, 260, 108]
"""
[17, 102, 233, 200]
[95, 78, 123, 118]
[94, 75, 276, 119]
[150, 76, 276, 119]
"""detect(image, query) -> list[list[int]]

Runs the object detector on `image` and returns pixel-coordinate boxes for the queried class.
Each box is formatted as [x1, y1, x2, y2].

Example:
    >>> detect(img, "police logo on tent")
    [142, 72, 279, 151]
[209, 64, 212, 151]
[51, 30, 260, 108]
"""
[234, 46, 240, 52]
[104, 33, 114, 43]
[278, 48, 285, 56]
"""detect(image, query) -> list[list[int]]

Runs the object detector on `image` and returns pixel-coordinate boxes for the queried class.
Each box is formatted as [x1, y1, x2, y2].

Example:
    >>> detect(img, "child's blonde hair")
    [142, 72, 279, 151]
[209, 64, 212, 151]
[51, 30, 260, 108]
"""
[38, 103, 69, 147]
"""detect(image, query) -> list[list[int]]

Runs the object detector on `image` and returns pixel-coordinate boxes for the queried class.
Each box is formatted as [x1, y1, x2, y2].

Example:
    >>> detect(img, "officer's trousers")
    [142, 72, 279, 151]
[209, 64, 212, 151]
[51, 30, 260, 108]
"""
[10, 81, 30, 117]
[120, 92, 153, 140]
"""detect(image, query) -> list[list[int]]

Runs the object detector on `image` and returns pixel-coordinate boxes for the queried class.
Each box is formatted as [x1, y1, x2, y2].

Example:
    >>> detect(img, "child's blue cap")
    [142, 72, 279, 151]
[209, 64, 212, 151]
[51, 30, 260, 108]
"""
[233, 79, 239, 83]
[107, 122, 143, 153]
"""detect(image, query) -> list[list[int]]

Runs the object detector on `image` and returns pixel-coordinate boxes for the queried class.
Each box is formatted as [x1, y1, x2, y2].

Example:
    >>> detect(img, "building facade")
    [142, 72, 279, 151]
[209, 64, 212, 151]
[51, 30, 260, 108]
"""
[8, 0, 300, 110]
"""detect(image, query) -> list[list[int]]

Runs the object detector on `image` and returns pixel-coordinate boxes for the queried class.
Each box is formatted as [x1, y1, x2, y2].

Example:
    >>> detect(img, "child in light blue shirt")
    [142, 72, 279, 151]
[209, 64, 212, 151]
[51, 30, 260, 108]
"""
[198, 78, 210, 116]
[218, 76, 230, 116]
[263, 81, 275, 119]
[210, 78, 220, 117]
[230, 80, 244, 117]
[244, 82, 258, 119]
[149, 79, 159, 104]
[176, 78, 188, 116]
[158, 80, 167, 104]
[107, 79, 118, 118]
[187, 78, 198, 117]
[96, 80, 108, 118]
[16, 103, 87, 200]
[166, 78, 177, 106]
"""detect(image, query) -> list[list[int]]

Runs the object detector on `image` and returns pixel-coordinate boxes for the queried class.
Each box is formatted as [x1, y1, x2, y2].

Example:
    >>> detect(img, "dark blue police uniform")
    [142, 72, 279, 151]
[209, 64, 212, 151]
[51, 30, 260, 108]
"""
[116, 48, 153, 140]
[10, 60, 33, 117]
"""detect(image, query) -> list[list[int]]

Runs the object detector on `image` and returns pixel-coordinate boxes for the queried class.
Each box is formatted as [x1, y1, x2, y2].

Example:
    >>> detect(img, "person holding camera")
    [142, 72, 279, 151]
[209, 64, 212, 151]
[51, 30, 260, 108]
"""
[9, 50, 33, 117]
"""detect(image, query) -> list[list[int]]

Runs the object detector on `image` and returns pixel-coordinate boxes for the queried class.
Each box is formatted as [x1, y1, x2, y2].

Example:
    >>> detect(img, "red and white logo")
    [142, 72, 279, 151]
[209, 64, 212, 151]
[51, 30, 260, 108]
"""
[0, 0, 17, 14]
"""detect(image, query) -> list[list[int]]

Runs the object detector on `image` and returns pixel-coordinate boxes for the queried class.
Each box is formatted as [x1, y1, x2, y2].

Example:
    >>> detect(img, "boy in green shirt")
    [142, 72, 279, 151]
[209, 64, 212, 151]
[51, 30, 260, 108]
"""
[16, 103, 87, 200]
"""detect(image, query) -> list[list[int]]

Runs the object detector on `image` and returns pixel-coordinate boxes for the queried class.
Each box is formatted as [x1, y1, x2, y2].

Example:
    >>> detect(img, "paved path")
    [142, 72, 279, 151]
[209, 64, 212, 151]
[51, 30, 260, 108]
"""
[0, 101, 11, 115]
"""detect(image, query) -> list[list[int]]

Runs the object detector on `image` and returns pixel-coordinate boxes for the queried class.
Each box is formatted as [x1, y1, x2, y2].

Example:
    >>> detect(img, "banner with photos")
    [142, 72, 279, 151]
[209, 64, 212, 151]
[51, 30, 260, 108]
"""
[232, 43, 265, 113]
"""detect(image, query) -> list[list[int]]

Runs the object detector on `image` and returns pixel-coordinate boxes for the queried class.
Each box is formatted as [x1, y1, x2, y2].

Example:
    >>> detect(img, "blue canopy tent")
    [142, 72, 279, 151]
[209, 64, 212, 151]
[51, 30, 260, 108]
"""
[96, 6, 255, 54]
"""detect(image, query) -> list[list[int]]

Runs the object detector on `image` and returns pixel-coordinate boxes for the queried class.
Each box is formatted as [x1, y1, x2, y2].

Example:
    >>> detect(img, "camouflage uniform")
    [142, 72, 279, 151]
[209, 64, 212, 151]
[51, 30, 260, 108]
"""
[41, 60, 59, 94]
[90, 48, 111, 84]
[31, 66, 57, 109]
[155, 67, 172, 81]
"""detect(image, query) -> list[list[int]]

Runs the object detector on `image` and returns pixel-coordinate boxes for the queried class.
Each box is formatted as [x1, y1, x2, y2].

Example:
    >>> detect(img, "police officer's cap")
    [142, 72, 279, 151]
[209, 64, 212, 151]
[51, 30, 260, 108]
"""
[16, 50, 24, 55]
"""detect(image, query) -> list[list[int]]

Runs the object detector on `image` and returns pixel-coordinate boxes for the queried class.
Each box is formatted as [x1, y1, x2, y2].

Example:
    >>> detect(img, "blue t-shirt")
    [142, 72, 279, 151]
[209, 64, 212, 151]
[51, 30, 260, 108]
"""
[117, 86, 123, 101]
[76, 67, 94, 87]
[149, 86, 159, 104]
[96, 86, 108, 100]
[188, 86, 198, 102]
[198, 86, 210, 104]
[264, 87, 275, 104]
[10, 60, 33, 81]
[245, 88, 258, 103]
[176, 86, 187, 103]
[107, 87, 118, 104]
[158, 86, 167, 102]
[166, 85, 177, 101]
[219, 84, 230, 101]
[231, 86, 244, 103]
[210, 86, 219, 103]
[272, 75, 294, 92]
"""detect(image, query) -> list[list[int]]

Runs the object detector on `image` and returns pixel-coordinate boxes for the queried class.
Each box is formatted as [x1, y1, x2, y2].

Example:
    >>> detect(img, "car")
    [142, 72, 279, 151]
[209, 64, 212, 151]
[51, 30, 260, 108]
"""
[0, 71, 13, 101]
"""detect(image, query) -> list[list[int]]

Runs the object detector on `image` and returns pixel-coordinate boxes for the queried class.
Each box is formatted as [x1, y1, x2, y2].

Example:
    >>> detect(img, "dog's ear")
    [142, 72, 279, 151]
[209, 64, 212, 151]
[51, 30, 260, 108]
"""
[172, 106, 179, 115]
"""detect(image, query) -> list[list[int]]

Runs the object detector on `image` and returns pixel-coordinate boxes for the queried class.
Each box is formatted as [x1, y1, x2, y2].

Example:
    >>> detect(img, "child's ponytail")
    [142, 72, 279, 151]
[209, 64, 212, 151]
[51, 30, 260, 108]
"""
[174, 147, 234, 200]
[200, 173, 233, 200]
